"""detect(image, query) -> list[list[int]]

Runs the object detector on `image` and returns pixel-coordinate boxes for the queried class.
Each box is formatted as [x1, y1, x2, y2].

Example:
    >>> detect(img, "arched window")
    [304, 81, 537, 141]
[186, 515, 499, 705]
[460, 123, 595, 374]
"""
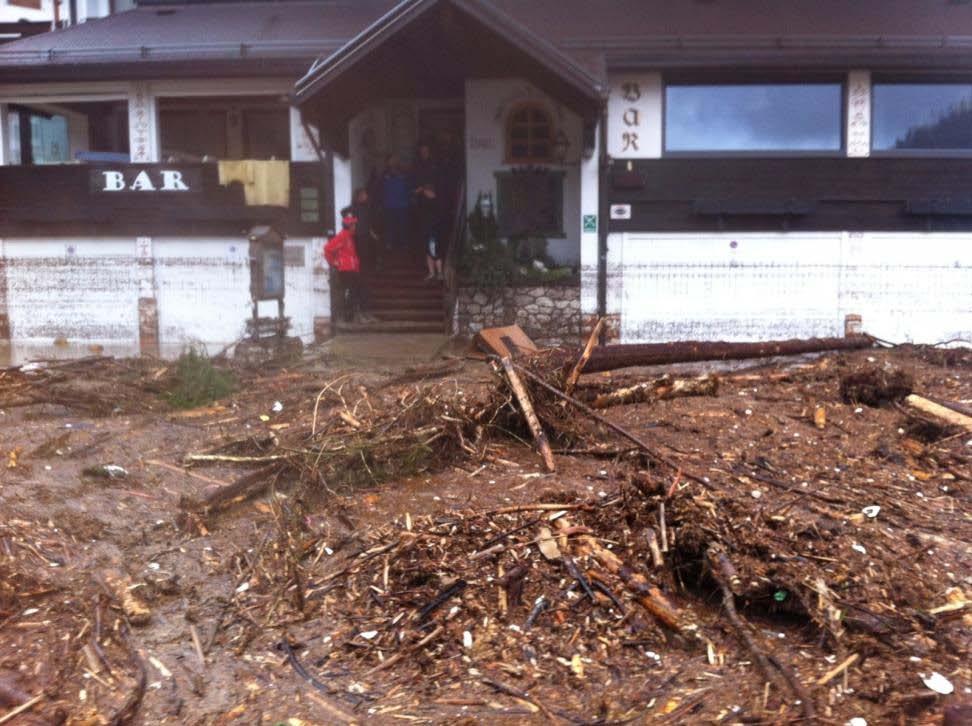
[506, 103, 554, 163]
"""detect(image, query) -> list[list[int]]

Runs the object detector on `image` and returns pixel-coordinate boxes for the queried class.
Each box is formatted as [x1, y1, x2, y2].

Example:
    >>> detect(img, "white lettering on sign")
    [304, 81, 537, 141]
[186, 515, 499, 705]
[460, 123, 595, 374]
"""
[846, 70, 871, 158]
[607, 73, 662, 159]
[102, 171, 126, 191]
[99, 169, 193, 192]
[129, 170, 156, 191]
[161, 170, 189, 191]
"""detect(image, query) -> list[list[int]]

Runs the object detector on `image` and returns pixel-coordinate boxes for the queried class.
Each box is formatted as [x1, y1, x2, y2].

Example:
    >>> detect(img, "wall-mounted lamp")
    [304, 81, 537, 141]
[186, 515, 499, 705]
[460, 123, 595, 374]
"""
[478, 191, 494, 217]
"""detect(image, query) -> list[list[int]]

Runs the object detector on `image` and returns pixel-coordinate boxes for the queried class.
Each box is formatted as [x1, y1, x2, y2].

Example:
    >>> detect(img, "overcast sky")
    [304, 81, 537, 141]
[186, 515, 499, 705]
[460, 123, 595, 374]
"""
[665, 84, 842, 152]
[872, 84, 972, 149]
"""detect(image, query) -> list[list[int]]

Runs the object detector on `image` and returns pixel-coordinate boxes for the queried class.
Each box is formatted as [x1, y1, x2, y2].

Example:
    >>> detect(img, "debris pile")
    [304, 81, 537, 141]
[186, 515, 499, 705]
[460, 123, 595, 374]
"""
[0, 331, 969, 723]
[0, 519, 147, 724]
[211, 336, 970, 723]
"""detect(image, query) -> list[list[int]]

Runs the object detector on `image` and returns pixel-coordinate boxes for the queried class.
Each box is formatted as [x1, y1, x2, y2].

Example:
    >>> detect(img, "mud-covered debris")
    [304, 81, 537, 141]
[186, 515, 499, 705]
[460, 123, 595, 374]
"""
[82, 463, 128, 479]
[840, 365, 914, 406]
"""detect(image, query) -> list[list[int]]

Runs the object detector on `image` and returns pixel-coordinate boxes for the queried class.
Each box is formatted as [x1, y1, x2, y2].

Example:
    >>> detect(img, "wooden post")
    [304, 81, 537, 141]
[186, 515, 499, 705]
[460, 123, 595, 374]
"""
[499, 356, 556, 473]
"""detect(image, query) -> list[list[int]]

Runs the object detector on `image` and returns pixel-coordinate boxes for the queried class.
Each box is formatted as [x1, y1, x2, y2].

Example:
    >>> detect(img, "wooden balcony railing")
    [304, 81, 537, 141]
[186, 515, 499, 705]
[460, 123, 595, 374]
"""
[0, 161, 333, 237]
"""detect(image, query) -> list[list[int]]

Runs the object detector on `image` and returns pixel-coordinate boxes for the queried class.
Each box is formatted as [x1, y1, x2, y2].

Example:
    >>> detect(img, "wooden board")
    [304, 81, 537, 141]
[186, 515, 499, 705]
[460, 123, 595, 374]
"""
[474, 325, 539, 359]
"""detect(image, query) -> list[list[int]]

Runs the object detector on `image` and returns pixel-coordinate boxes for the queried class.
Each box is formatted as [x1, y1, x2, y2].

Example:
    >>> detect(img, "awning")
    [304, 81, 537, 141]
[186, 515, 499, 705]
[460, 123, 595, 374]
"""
[293, 0, 606, 156]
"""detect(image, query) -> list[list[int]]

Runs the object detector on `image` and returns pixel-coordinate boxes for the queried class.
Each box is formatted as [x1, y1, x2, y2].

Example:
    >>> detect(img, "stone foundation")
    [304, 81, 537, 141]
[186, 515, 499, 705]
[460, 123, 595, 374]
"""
[455, 284, 582, 347]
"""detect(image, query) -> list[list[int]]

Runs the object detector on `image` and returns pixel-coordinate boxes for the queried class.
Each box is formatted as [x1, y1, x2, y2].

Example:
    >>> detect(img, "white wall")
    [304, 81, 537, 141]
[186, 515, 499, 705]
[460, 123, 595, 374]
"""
[152, 238, 251, 357]
[3, 238, 140, 361]
[613, 232, 972, 345]
[1, 236, 327, 364]
[0, 0, 53, 22]
[0, 0, 133, 24]
[579, 121, 600, 322]
[465, 78, 583, 266]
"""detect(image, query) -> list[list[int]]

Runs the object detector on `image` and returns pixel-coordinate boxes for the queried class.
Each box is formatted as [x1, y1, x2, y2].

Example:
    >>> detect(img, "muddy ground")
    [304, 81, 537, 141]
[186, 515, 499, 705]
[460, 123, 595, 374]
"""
[0, 343, 970, 724]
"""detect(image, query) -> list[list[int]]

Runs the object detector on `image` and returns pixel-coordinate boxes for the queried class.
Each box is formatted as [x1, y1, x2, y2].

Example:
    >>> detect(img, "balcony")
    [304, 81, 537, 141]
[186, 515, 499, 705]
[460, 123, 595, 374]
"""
[0, 161, 332, 237]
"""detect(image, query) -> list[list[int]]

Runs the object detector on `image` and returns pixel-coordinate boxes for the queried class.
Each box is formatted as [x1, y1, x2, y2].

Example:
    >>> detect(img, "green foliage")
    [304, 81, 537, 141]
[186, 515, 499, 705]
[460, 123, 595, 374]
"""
[459, 193, 514, 293]
[519, 266, 576, 285]
[459, 192, 577, 292]
[165, 346, 235, 409]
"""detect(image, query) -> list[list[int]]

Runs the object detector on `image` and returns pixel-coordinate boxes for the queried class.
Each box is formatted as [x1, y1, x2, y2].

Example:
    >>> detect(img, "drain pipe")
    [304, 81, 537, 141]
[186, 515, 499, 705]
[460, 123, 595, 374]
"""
[596, 105, 609, 344]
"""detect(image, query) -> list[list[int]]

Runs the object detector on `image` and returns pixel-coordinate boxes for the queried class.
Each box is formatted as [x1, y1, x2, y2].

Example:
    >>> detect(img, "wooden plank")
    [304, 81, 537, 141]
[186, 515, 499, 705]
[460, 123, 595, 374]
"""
[475, 325, 539, 359]
[498, 356, 556, 473]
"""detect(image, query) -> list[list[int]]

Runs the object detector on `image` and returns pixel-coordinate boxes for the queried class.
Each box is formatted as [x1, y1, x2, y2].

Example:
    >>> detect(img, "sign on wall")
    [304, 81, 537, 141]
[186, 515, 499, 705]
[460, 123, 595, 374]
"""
[89, 168, 201, 193]
[128, 82, 159, 163]
[607, 73, 662, 159]
[846, 70, 871, 158]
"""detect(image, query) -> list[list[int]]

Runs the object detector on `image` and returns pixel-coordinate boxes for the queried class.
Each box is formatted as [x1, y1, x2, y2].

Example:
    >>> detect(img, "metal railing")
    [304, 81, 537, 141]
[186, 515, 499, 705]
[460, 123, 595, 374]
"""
[442, 178, 466, 336]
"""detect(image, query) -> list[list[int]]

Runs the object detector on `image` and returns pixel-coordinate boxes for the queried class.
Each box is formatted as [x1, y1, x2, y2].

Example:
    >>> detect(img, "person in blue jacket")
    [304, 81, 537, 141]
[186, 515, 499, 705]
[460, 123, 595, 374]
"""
[380, 154, 410, 252]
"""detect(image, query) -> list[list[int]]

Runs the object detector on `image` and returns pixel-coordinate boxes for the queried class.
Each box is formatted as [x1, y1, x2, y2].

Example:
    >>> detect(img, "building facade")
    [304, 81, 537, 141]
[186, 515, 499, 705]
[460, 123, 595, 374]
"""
[1, 0, 971, 363]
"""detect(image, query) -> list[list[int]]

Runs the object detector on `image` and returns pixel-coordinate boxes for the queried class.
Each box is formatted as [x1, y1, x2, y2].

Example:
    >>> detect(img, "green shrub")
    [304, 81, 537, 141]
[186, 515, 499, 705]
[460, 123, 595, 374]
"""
[165, 346, 235, 409]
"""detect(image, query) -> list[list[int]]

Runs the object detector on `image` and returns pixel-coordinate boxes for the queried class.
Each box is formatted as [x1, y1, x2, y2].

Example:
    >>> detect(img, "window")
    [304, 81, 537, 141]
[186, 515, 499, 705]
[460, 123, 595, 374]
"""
[160, 108, 228, 161]
[7, 107, 69, 165]
[506, 103, 554, 163]
[243, 108, 290, 160]
[298, 186, 320, 223]
[664, 83, 843, 153]
[159, 97, 290, 162]
[873, 83, 972, 152]
[495, 169, 565, 238]
[5, 100, 128, 165]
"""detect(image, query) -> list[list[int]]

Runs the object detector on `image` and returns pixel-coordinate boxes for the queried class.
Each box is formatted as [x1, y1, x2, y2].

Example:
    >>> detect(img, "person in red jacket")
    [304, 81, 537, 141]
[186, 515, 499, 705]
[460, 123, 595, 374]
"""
[325, 210, 375, 323]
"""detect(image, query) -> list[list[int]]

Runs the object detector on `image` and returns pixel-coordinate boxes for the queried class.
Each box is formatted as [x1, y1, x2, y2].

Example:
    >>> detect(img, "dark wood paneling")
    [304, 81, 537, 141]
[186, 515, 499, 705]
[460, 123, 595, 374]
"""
[609, 158, 972, 232]
[0, 162, 332, 237]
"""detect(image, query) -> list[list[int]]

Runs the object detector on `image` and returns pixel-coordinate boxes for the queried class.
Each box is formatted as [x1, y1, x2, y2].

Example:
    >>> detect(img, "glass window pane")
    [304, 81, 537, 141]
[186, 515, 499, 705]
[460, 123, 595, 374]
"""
[665, 84, 843, 152]
[873, 83, 972, 151]
[30, 113, 70, 164]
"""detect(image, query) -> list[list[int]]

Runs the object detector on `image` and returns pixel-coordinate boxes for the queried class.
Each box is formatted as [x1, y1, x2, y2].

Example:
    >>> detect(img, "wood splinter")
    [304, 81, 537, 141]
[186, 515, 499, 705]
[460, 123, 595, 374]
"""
[565, 317, 604, 396]
[555, 517, 684, 633]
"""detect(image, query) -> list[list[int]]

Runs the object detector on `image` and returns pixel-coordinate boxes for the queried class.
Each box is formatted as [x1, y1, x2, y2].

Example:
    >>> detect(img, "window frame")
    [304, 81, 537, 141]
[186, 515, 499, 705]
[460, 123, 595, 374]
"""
[661, 74, 847, 158]
[870, 75, 972, 158]
[505, 102, 556, 165]
[494, 168, 566, 239]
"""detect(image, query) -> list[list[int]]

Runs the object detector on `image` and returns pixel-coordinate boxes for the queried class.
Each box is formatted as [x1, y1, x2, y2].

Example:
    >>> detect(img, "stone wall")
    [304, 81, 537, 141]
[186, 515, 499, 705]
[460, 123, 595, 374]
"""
[454, 283, 582, 347]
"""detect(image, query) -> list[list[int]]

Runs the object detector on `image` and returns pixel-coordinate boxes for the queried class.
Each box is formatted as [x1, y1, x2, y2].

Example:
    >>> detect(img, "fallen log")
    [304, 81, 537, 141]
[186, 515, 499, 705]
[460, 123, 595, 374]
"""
[904, 394, 972, 431]
[591, 374, 718, 409]
[178, 462, 286, 515]
[582, 335, 873, 374]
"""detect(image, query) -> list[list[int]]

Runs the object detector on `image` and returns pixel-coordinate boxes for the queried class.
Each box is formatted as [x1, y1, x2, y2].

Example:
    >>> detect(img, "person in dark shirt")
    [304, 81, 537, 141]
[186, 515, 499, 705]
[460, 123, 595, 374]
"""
[412, 143, 444, 281]
[351, 187, 378, 273]
[380, 154, 410, 252]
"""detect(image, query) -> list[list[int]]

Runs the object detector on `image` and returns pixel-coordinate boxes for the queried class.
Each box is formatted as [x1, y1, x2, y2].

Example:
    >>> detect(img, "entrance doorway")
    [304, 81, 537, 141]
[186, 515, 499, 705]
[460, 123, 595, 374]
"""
[337, 102, 466, 334]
